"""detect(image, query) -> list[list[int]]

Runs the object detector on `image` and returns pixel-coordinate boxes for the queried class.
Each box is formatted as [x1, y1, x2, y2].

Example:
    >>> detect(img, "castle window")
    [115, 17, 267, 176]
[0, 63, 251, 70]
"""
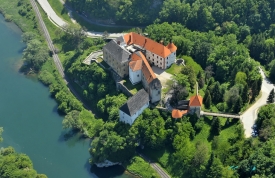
[157, 56, 158, 59]
[137, 74, 139, 77]
[153, 54, 154, 56]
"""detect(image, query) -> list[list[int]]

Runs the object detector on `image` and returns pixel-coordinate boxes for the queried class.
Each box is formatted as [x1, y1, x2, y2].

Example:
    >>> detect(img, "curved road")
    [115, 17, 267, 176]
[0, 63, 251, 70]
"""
[37, 0, 125, 38]
[240, 67, 274, 137]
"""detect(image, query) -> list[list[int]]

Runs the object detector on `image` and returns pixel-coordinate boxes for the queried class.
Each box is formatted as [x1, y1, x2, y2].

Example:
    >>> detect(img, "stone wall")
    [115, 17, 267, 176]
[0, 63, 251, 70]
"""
[117, 82, 133, 97]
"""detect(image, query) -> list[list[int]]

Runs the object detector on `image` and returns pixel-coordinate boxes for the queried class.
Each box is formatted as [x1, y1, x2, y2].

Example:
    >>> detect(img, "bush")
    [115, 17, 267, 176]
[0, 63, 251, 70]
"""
[4, 14, 13, 22]
[38, 70, 55, 86]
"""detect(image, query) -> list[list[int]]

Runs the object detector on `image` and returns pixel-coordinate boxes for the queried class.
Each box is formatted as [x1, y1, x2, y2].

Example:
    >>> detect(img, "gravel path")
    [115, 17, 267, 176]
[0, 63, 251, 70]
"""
[240, 67, 274, 137]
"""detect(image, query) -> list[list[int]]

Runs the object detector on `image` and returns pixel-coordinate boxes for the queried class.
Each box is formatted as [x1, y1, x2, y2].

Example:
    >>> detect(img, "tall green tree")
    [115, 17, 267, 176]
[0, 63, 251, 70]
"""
[267, 89, 275, 103]
[211, 117, 221, 136]
[233, 96, 243, 113]
[204, 90, 212, 109]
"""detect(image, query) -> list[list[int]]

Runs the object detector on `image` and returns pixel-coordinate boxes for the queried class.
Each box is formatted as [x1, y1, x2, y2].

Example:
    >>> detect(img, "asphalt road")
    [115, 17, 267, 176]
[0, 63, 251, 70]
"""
[240, 67, 274, 137]
[139, 153, 171, 178]
[37, 0, 125, 38]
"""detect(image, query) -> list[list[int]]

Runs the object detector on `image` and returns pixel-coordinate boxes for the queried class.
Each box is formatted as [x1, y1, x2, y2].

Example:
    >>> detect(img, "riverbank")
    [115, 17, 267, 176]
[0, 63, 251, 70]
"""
[0, 0, 135, 177]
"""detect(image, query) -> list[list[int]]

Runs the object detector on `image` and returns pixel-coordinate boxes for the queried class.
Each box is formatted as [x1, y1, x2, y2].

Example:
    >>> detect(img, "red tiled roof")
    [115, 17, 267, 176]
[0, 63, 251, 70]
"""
[129, 60, 142, 71]
[189, 95, 203, 107]
[123, 32, 175, 58]
[172, 109, 188, 118]
[129, 51, 156, 84]
[166, 42, 177, 53]
[139, 52, 156, 84]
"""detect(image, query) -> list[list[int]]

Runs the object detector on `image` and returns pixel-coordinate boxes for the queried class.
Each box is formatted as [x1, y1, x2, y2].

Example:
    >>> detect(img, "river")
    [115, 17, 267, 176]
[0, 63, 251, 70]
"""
[0, 15, 133, 178]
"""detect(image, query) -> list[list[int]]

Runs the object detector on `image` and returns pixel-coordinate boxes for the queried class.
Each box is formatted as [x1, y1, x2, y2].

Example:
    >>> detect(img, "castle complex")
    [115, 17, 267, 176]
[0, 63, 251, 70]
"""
[103, 32, 177, 125]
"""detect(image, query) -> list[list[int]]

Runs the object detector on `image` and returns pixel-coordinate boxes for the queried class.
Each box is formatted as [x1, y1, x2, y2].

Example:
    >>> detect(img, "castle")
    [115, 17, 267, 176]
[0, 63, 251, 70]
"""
[103, 32, 177, 125]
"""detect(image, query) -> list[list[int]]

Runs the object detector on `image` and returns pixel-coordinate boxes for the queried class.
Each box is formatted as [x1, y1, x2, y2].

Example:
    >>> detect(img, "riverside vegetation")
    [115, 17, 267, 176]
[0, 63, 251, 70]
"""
[2, 0, 275, 177]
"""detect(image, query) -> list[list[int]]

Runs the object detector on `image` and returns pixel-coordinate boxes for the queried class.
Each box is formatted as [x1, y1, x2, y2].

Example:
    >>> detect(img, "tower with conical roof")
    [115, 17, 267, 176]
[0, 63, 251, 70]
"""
[188, 82, 203, 117]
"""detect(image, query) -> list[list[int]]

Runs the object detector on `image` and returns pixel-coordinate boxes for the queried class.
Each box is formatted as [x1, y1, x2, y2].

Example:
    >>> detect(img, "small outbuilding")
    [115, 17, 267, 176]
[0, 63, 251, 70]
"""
[119, 89, 149, 125]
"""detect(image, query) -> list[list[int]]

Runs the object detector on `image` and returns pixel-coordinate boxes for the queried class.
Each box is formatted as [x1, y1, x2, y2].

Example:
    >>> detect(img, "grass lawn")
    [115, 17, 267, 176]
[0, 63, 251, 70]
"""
[166, 63, 183, 75]
[183, 55, 203, 75]
[126, 156, 160, 178]
[123, 79, 143, 95]
[48, 0, 71, 23]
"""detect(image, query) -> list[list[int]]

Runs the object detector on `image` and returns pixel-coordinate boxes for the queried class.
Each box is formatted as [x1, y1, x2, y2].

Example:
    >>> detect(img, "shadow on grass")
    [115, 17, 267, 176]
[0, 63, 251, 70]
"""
[222, 118, 239, 130]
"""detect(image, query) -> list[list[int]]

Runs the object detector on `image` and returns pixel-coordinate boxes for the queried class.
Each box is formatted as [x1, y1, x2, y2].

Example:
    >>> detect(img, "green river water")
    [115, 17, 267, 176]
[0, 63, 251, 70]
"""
[0, 15, 133, 178]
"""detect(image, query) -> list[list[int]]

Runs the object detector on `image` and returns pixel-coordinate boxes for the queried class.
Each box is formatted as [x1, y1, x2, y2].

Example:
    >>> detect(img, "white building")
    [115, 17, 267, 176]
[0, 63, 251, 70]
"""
[119, 89, 149, 125]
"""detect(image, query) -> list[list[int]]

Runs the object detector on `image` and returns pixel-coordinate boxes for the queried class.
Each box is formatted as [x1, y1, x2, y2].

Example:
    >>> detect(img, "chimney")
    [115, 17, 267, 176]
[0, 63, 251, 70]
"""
[117, 41, 120, 45]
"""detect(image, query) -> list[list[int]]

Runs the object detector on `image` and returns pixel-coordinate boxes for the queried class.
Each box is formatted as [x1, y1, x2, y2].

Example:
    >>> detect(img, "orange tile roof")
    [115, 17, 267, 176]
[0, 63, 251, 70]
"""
[189, 95, 203, 107]
[129, 59, 142, 71]
[172, 109, 188, 118]
[123, 32, 175, 58]
[166, 42, 177, 53]
[129, 51, 156, 84]
[139, 52, 156, 84]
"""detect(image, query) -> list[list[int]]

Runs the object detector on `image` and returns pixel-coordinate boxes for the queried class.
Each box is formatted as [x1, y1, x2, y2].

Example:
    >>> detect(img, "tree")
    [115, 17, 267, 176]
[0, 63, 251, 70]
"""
[181, 65, 197, 89]
[205, 65, 214, 81]
[211, 82, 222, 103]
[192, 141, 209, 167]
[62, 110, 81, 130]
[235, 72, 247, 86]
[23, 39, 49, 71]
[242, 84, 249, 103]
[233, 96, 243, 113]
[197, 70, 205, 89]
[211, 117, 221, 136]
[102, 31, 109, 40]
[207, 157, 224, 178]
[0, 147, 47, 178]
[267, 89, 275, 103]
[204, 90, 212, 108]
